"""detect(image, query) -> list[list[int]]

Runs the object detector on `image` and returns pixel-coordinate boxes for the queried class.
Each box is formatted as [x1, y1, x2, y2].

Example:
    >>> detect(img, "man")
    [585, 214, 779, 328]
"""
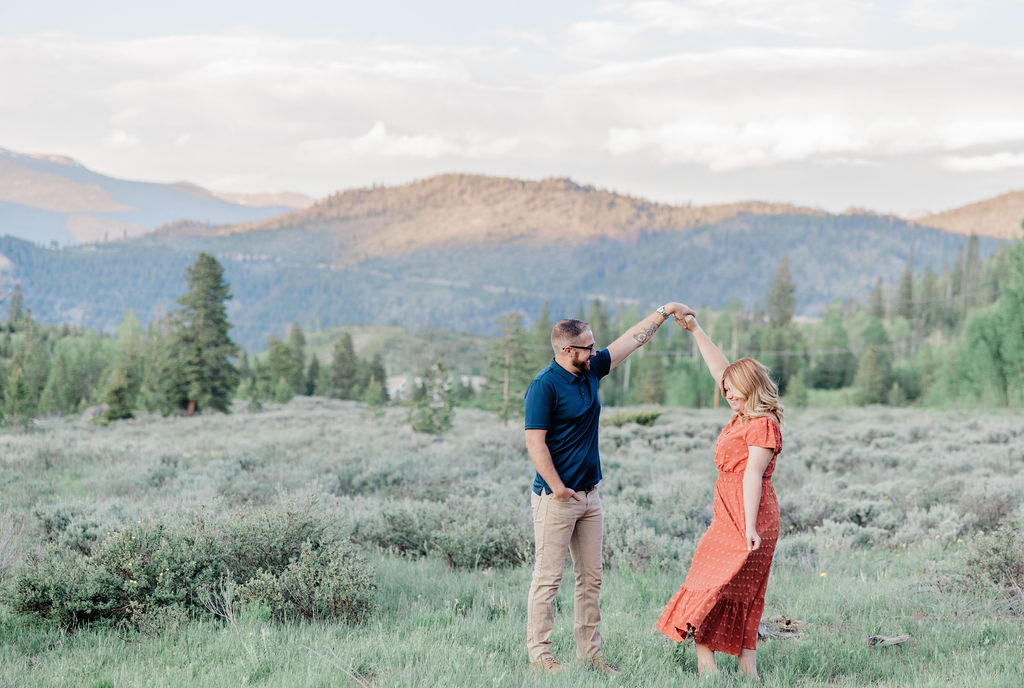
[524, 302, 695, 676]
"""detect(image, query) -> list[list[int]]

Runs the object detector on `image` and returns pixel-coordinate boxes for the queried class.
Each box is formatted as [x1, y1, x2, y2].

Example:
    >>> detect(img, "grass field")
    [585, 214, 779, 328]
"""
[1, 399, 1022, 687]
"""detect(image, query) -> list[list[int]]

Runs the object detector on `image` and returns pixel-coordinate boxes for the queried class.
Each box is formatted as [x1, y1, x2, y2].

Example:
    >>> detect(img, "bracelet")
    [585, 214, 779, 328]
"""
[657, 305, 670, 320]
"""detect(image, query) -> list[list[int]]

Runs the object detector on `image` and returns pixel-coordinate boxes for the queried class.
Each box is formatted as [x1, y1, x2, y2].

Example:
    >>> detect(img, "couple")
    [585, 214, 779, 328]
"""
[524, 303, 783, 681]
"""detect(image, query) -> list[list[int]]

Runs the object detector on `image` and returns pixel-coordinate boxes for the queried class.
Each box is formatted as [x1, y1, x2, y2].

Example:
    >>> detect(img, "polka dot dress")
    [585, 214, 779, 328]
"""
[655, 414, 782, 656]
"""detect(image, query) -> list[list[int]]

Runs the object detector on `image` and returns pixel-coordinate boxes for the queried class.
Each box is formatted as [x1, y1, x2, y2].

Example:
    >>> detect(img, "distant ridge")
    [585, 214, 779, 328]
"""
[0, 147, 301, 245]
[219, 174, 827, 259]
[914, 189, 1024, 240]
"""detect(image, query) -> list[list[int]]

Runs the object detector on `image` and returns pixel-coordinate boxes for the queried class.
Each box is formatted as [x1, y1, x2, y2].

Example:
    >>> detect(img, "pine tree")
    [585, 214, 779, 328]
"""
[167, 253, 240, 415]
[286, 322, 307, 394]
[809, 305, 857, 389]
[3, 367, 33, 428]
[325, 333, 359, 399]
[869, 278, 886, 320]
[482, 312, 532, 424]
[305, 354, 321, 396]
[266, 335, 299, 403]
[766, 258, 797, 327]
[408, 361, 455, 434]
[896, 250, 914, 321]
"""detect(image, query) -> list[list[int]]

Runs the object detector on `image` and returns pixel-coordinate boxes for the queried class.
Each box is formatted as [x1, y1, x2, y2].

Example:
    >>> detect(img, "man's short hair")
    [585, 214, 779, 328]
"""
[551, 319, 591, 353]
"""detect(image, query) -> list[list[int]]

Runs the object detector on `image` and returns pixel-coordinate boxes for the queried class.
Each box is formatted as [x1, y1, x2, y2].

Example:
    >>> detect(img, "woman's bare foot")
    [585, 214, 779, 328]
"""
[695, 643, 718, 675]
[738, 648, 760, 682]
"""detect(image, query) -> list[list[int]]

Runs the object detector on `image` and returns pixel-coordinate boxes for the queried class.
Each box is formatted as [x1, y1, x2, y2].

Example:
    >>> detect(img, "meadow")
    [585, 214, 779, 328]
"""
[1, 399, 1022, 687]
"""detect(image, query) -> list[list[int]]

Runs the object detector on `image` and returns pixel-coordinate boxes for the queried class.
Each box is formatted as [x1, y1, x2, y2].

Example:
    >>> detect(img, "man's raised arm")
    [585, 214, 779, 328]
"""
[606, 302, 695, 371]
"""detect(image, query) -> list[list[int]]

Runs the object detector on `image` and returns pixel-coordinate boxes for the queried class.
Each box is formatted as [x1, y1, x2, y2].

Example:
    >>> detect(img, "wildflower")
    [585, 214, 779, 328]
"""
[979, 531, 985, 536]
[882, 495, 889, 499]
[789, 525, 795, 530]
[813, 525, 819, 530]
[901, 543, 907, 548]
[820, 573, 827, 578]
[957, 538, 963, 543]
[935, 534, 940, 539]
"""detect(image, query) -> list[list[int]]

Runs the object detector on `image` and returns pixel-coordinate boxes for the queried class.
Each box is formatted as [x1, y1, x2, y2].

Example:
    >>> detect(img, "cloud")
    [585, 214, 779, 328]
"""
[942, 152, 1024, 171]
[902, 0, 972, 31]
[102, 129, 139, 149]
[3, 28, 1024, 212]
[301, 122, 522, 161]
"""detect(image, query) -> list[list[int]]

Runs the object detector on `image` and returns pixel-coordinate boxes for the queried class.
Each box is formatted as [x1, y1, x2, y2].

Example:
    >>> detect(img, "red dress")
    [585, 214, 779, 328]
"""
[656, 414, 782, 655]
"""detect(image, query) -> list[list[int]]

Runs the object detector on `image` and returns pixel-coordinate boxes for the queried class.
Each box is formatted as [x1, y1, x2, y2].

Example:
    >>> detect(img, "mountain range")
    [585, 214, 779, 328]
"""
[0, 148, 1017, 350]
[0, 148, 311, 245]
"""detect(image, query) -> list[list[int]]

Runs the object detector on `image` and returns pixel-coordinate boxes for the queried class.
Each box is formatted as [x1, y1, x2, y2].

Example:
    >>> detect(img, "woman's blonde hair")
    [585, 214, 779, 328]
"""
[721, 358, 784, 424]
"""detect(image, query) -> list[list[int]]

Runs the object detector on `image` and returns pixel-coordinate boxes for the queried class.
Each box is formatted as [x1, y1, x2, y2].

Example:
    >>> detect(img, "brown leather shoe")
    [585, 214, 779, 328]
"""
[580, 655, 620, 677]
[530, 657, 561, 674]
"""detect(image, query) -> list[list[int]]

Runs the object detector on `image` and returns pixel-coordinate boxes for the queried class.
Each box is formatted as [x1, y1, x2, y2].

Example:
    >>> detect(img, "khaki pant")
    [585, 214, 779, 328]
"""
[526, 487, 603, 663]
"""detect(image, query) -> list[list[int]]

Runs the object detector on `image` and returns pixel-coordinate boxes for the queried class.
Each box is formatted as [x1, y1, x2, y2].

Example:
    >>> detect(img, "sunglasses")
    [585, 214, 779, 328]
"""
[567, 344, 595, 353]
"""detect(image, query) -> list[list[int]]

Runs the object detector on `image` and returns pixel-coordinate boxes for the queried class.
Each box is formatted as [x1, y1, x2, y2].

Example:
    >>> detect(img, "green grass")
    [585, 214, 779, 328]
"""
[2, 400, 1022, 686]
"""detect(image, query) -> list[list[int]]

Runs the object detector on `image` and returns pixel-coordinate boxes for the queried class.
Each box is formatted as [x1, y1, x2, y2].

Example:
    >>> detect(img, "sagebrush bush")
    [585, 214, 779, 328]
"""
[239, 540, 376, 623]
[357, 503, 444, 558]
[964, 519, 1024, 614]
[603, 410, 664, 428]
[435, 499, 531, 569]
[6, 498, 373, 631]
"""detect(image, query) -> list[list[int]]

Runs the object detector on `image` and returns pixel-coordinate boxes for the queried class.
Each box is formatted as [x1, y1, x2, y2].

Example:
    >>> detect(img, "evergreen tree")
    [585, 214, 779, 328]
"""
[325, 333, 359, 400]
[266, 335, 300, 403]
[286, 322, 307, 394]
[361, 353, 389, 408]
[408, 361, 455, 434]
[869, 278, 886, 320]
[853, 318, 893, 405]
[3, 367, 33, 428]
[766, 257, 797, 327]
[482, 312, 533, 424]
[6, 283, 24, 329]
[809, 305, 856, 389]
[167, 253, 240, 415]
[896, 250, 914, 321]
[305, 354, 321, 396]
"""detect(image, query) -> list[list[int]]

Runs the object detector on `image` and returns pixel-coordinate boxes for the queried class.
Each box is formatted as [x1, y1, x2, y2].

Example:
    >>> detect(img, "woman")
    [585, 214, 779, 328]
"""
[656, 314, 783, 682]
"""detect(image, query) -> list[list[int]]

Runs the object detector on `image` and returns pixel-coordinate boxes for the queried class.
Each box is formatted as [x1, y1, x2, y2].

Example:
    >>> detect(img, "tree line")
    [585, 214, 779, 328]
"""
[0, 252, 390, 428]
[471, 234, 1024, 415]
[0, 235, 1020, 430]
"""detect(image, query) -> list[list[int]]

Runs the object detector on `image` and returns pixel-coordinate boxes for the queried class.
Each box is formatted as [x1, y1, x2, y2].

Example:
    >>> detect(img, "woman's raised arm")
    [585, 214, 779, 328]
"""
[678, 315, 730, 391]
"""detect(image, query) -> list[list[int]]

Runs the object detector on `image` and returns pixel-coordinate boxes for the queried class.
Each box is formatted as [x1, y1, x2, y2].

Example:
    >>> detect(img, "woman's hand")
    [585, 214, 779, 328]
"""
[746, 528, 761, 551]
[677, 314, 699, 332]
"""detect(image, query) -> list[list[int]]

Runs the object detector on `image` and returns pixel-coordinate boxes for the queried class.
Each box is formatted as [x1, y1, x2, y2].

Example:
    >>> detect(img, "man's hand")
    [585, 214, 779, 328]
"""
[664, 302, 695, 321]
[553, 486, 582, 502]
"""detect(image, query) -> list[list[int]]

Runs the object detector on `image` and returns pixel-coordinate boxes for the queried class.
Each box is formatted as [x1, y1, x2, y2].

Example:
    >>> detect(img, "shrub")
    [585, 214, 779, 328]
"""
[603, 410, 664, 428]
[434, 499, 532, 569]
[358, 504, 443, 558]
[238, 540, 376, 623]
[8, 547, 125, 630]
[6, 499, 368, 632]
[965, 520, 1024, 614]
[219, 498, 330, 579]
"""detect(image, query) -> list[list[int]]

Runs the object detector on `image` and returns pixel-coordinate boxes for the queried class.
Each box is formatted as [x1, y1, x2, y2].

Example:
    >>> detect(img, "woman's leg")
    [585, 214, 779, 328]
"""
[695, 643, 717, 674]
[738, 648, 759, 681]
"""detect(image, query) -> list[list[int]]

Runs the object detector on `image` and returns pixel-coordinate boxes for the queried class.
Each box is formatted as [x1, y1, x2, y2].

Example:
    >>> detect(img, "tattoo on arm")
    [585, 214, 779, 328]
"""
[632, 320, 659, 345]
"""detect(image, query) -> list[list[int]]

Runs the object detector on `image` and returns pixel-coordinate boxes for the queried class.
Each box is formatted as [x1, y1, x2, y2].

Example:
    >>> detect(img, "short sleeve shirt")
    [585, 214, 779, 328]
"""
[524, 349, 612, 494]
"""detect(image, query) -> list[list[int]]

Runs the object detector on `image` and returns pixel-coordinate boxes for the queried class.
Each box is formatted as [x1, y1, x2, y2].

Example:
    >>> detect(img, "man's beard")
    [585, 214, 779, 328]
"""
[570, 358, 591, 374]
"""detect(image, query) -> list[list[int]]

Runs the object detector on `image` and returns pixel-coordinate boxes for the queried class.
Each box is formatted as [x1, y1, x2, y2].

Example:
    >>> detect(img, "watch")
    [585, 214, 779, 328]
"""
[657, 305, 670, 320]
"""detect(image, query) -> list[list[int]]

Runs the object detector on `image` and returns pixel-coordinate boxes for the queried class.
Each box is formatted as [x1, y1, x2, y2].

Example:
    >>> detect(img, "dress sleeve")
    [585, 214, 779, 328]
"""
[743, 415, 782, 452]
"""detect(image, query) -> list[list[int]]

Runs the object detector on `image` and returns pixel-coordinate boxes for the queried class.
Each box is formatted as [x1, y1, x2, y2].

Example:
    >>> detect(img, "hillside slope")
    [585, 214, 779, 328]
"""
[221, 174, 826, 260]
[915, 189, 1024, 240]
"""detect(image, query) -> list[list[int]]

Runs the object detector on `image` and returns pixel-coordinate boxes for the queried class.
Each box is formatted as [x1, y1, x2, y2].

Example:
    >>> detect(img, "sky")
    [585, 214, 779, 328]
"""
[3, 0, 1024, 215]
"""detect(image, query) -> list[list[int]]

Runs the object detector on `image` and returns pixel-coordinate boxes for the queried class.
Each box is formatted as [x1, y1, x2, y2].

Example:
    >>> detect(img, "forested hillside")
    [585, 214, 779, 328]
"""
[0, 212, 998, 351]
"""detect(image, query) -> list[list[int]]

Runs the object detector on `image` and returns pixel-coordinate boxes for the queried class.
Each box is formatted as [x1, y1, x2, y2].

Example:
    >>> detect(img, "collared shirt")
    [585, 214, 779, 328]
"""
[524, 349, 611, 494]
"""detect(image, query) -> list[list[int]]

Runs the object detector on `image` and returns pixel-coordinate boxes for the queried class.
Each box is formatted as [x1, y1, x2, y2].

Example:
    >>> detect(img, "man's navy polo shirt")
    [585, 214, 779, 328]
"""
[524, 349, 611, 495]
